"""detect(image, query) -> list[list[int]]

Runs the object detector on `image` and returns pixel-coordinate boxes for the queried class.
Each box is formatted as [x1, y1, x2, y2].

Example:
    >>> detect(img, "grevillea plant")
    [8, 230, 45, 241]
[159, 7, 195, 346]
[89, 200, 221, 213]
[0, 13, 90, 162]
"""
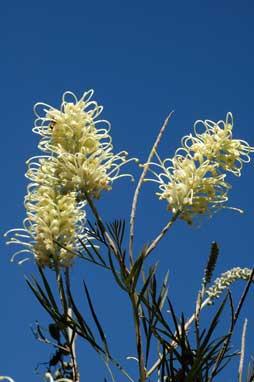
[4, 90, 254, 382]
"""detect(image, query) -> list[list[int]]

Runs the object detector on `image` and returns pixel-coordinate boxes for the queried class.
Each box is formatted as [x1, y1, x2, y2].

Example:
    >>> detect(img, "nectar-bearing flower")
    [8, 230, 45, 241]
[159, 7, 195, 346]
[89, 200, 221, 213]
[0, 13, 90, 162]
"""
[32, 90, 137, 200]
[26, 148, 133, 199]
[145, 152, 231, 224]
[144, 113, 252, 224]
[33, 89, 110, 154]
[52, 148, 134, 199]
[5, 158, 87, 268]
[182, 113, 253, 176]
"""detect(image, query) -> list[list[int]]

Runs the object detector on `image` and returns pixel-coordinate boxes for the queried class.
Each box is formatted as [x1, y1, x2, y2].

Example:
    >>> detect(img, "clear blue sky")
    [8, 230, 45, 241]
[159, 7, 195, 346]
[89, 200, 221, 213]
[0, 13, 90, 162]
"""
[1, 0, 254, 381]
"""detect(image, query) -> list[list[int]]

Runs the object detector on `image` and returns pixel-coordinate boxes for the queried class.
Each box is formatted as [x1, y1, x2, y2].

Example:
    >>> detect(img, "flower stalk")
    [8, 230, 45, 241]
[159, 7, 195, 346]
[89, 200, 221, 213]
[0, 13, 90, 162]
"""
[129, 111, 174, 264]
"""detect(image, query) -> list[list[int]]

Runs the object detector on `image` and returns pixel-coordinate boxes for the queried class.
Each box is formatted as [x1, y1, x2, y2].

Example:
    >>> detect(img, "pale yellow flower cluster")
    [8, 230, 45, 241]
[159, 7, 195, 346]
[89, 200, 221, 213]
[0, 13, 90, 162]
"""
[26, 158, 86, 267]
[33, 90, 134, 199]
[183, 113, 251, 176]
[146, 113, 253, 224]
[6, 90, 134, 267]
[34, 90, 106, 154]
[6, 158, 86, 268]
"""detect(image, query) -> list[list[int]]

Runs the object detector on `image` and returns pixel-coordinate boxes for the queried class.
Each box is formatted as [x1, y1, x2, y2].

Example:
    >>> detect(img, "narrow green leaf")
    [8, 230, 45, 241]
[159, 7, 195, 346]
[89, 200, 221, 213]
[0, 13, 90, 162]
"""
[153, 326, 179, 343]
[87, 238, 108, 267]
[37, 266, 59, 312]
[83, 281, 108, 351]
[137, 265, 157, 307]
[107, 250, 127, 291]
[57, 272, 68, 316]
[125, 250, 146, 291]
[157, 271, 169, 311]
[167, 298, 181, 340]
[78, 237, 97, 261]
[65, 280, 97, 342]
[200, 294, 228, 351]
[25, 278, 58, 320]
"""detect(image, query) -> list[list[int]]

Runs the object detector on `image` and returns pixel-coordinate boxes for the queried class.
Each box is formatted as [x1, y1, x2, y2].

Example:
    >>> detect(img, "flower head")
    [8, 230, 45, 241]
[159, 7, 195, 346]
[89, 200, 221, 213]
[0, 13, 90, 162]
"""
[145, 113, 252, 224]
[5, 159, 87, 268]
[33, 90, 110, 155]
[52, 149, 132, 199]
[32, 90, 137, 200]
[182, 113, 253, 176]
[146, 152, 230, 224]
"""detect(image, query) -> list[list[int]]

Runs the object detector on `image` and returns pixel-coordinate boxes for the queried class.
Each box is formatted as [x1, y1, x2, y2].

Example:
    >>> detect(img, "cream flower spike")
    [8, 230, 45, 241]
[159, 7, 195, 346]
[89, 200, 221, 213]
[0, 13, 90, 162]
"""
[50, 148, 137, 199]
[5, 158, 87, 268]
[33, 89, 111, 154]
[31, 90, 138, 200]
[144, 112, 253, 224]
[145, 151, 231, 224]
[26, 149, 137, 200]
[182, 112, 254, 176]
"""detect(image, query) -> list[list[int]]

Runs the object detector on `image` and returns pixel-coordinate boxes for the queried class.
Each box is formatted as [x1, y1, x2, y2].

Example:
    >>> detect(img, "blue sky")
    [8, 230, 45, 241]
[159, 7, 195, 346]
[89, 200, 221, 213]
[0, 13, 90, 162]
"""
[1, 0, 254, 381]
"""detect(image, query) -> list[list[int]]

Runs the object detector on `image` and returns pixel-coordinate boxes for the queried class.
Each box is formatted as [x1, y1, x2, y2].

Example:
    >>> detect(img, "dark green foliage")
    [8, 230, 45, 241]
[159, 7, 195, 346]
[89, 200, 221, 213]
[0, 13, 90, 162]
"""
[27, 214, 254, 382]
[151, 295, 232, 382]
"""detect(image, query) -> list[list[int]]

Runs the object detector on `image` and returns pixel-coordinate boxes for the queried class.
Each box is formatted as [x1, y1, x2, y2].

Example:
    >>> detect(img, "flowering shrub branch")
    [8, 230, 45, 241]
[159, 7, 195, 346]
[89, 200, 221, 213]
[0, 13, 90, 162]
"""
[4, 90, 254, 382]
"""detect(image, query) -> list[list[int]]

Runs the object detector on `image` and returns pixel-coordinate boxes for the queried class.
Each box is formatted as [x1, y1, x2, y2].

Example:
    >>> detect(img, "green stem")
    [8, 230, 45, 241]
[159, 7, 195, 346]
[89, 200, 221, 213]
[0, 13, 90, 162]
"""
[145, 211, 181, 258]
[129, 112, 174, 265]
[130, 292, 146, 382]
[64, 268, 80, 382]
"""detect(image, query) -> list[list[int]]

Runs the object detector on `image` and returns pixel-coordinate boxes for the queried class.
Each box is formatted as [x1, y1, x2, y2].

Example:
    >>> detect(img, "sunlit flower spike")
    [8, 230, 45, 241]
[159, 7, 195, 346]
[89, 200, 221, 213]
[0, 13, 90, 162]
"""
[5, 159, 88, 268]
[144, 113, 252, 224]
[182, 112, 254, 176]
[144, 151, 231, 224]
[33, 89, 111, 154]
[31, 89, 138, 200]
